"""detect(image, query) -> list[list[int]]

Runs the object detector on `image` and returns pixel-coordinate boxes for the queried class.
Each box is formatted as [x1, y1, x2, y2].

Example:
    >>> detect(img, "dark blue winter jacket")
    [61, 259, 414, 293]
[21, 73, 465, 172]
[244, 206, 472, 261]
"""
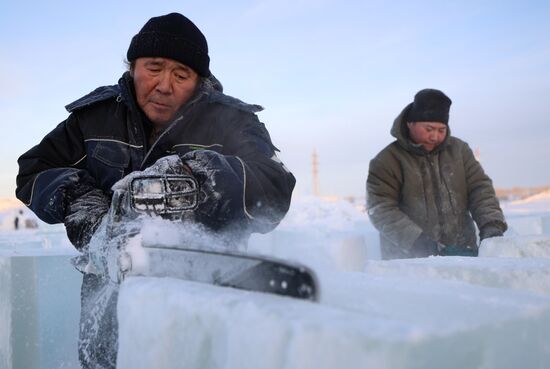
[16, 72, 295, 238]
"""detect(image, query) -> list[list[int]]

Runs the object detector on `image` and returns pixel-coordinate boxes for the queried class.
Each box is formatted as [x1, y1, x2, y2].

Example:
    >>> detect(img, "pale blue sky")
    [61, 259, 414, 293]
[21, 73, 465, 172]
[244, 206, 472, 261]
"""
[1, 0, 549, 199]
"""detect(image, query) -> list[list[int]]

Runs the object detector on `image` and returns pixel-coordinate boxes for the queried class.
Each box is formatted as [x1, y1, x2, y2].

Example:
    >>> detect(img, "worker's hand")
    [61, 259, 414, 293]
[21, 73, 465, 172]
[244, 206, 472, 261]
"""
[411, 232, 441, 258]
[479, 221, 504, 242]
[111, 155, 191, 193]
[180, 150, 247, 230]
[64, 185, 110, 250]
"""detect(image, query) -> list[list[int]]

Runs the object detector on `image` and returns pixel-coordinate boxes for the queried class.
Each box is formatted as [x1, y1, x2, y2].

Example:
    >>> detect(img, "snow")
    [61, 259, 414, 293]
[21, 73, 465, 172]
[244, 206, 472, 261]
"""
[2, 190, 550, 368]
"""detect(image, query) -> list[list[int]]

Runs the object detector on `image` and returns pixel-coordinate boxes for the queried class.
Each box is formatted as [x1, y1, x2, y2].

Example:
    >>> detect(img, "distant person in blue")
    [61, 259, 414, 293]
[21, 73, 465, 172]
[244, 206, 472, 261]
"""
[16, 13, 295, 369]
[367, 88, 507, 259]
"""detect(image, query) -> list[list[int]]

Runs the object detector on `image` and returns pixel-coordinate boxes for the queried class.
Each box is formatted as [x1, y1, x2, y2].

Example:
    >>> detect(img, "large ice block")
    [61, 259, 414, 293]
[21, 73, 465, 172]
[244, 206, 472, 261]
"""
[1, 248, 81, 369]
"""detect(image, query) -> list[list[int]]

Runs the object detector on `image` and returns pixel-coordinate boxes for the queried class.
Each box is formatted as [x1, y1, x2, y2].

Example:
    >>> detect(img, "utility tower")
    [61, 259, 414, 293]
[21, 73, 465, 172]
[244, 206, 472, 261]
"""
[312, 149, 320, 196]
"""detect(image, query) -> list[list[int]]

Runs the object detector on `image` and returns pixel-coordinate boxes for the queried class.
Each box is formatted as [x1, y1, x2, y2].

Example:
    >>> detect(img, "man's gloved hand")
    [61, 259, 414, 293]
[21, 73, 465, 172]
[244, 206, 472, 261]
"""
[109, 152, 246, 230]
[180, 150, 246, 230]
[111, 155, 191, 193]
[64, 185, 110, 250]
[479, 221, 504, 242]
[411, 232, 441, 258]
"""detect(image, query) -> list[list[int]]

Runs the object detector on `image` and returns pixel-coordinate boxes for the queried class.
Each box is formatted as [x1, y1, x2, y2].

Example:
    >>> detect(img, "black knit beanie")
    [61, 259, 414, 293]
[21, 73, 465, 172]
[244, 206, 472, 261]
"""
[127, 13, 210, 77]
[407, 89, 452, 125]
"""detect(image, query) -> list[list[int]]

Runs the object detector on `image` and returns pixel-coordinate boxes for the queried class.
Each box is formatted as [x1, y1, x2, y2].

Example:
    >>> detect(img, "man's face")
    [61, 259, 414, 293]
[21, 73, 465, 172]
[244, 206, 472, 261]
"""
[407, 121, 448, 152]
[132, 57, 199, 126]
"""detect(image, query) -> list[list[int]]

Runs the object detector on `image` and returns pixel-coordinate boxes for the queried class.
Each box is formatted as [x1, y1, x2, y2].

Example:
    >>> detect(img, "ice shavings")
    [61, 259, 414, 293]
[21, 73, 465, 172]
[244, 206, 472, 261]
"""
[278, 195, 368, 232]
[139, 217, 242, 252]
[122, 233, 149, 276]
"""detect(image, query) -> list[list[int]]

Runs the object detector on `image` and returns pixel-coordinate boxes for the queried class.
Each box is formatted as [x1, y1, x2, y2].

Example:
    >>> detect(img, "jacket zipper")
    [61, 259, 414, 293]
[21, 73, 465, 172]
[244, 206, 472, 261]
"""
[140, 90, 206, 169]
[427, 154, 446, 235]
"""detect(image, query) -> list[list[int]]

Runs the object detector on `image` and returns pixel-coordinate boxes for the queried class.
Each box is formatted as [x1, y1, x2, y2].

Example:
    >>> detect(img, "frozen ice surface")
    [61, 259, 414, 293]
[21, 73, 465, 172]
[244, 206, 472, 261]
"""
[117, 271, 550, 369]
[4, 191, 550, 369]
[116, 196, 550, 369]
[0, 228, 80, 369]
[480, 235, 550, 258]
[0, 206, 80, 369]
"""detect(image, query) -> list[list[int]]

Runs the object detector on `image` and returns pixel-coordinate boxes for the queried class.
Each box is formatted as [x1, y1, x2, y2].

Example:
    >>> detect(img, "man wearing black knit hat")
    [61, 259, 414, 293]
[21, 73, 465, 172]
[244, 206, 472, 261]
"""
[16, 12, 295, 368]
[366, 88, 507, 260]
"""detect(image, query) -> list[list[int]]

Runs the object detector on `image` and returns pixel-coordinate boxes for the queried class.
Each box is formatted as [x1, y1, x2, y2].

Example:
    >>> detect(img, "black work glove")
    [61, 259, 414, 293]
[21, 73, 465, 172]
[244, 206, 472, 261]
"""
[110, 155, 193, 219]
[180, 150, 247, 231]
[479, 222, 504, 242]
[64, 185, 110, 250]
[411, 232, 440, 258]
[111, 155, 191, 194]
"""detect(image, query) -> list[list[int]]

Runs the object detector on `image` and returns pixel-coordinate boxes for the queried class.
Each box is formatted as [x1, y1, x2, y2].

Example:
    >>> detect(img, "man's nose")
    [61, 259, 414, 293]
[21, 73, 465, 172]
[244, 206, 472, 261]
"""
[155, 72, 172, 94]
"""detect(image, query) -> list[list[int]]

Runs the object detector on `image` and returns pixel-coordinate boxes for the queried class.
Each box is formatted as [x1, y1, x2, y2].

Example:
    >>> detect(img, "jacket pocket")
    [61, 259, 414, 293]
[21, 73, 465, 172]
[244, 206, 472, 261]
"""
[92, 140, 131, 167]
[88, 140, 131, 191]
[171, 143, 224, 157]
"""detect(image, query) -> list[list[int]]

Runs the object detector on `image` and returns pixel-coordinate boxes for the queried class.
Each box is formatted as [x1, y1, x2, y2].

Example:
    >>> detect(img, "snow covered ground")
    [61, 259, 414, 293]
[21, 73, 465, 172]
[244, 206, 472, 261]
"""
[1, 191, 550, 368]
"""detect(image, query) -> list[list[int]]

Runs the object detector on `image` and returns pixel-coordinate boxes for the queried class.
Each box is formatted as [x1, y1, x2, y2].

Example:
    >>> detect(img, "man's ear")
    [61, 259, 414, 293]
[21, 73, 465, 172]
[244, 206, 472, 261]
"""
[127, 60, 135, 77]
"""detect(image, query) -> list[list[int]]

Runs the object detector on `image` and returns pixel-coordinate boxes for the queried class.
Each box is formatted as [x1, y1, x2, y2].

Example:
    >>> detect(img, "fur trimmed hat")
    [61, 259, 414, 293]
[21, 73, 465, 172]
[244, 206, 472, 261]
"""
[407, 89, 452, 124]
[127, 13, 210, 77]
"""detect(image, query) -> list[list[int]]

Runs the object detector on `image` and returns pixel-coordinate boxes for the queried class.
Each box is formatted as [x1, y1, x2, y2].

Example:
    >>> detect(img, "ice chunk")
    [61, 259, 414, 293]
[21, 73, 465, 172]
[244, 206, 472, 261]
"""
[480, 235, 550, 259]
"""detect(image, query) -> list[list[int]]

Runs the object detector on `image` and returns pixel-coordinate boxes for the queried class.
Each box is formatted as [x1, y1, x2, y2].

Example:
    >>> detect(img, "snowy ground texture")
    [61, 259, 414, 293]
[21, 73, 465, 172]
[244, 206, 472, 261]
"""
[2, 191, 550, 368]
